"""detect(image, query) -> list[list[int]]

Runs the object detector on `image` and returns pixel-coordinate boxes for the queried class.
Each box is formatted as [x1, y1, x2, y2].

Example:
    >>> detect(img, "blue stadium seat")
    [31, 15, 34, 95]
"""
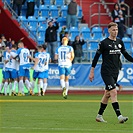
[37, 36, 45, 45]
[69, 27, 79, 41]
[88, 38, 99, 50]
[21, 5, 27, 16]
[28, 26, 37, 39]
[92, 27, 103, 40]
[60, 5, 68, 18]
[49, 5, 58, 18]
[103, 27, 109, 37]
[38, 16, 47, 28]
[37, 26, 46, 38]
[126, 27, 132, 37]
[80, 27, 91, 41]
[82, 42, 87, 51]
[88, 50, 97, 61]
[34, 5, 39, 17]
[78, 6, 83, 19]
[57, 17, 66, 26]
[55, 0, 64, 6]
[100, 36, 106, 41]
[39, 5, 49, 17]
[5, 0, 11, 4]
[122, 37, 131, 51]
[44, 0, 51, 5]
[28, 16, 38, 27]
[18, 16, 28, 29]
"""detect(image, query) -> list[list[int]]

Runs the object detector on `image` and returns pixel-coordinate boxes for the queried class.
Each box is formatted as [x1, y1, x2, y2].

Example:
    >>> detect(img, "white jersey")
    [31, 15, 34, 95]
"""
[2, 51, 7, 71]
[4, 51, 16, 71]
[55, 45, 73, 67]
[10, 50, 19, 70]
[43, 52, 50, 71]
[34, 52, 47, 72]
[16, 48, 30, 66]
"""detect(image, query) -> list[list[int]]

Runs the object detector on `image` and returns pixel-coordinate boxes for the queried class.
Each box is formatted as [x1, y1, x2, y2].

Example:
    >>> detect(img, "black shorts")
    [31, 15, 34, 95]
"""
[101, 73, 118, 91]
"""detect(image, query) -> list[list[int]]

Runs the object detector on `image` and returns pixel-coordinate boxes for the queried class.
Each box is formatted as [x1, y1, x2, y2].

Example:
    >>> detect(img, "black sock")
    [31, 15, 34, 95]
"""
[112, 102, 121, 117]
[98, 103, 107, 115]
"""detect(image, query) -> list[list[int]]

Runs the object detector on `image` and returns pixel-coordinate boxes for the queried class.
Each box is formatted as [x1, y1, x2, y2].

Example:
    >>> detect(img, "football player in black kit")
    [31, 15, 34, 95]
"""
[89, 22, 133, 123]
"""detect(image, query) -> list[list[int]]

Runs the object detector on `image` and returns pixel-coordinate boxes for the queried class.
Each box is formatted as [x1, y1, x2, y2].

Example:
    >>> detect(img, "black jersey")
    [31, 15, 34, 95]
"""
[92, 37, 133, 74]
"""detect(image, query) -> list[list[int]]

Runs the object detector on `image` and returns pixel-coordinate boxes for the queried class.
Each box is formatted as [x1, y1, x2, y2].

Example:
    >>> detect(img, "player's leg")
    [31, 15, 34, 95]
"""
[38, 78, 43, 96]
[9, 78, 13, 96]
[43, 78, 47, 95]
[38, 71, 45, 96]
[11, 70, 18, 96]
[110, 88, 128, 123]
[0, 79, 5, 93]
[3, 71, 10, 96]
[24, 69, 33, 95]
[96, 74, 112, 122]
[64, 66, 72, 98]
[43, 70, 48, 95]
[0, 70, 6, 93]
[59, 67, 65, 88]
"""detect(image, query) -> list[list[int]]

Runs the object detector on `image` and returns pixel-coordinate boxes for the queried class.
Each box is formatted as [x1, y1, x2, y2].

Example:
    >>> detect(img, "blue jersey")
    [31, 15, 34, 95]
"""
[55, 45, 73, 67]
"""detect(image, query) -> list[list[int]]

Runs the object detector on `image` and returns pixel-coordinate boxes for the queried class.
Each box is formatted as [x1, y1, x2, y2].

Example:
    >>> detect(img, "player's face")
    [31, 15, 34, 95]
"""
[18, 43, 23, 48]
[109, 26, 118, 38]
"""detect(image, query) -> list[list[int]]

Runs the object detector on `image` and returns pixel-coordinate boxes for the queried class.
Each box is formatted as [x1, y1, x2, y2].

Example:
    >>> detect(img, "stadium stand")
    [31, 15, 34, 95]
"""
[55, 0, 64, 7]
[34, 5, 39, 17]
[122, 36, 132, 51]
[80, 27, 91, 41]
[37, 26, 46, 39]
[39, 5, 49, 18]
[60, 5, 68, 18]
[91, 27, 103, 39]
[69, 27, 80, 41]
[49, 5, 59, 18]
[38, 16, 47, 28]
[28, 16, 38, 27]
[103, 27, 109, 37]
[1, 0, 133, 63]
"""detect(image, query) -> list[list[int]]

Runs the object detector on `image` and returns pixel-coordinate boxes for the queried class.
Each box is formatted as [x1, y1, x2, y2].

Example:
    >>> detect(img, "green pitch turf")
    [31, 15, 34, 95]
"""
[0, 95, 133, 133]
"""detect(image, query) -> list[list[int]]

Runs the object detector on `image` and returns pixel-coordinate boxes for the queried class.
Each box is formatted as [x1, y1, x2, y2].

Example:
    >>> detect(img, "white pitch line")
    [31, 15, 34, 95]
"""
[0, 100, 133, 103]
[0, 126, 133, 132]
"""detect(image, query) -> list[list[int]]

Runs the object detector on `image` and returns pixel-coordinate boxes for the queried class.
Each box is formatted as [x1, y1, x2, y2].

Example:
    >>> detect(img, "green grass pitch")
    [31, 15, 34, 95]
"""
[0, 94, 133, 133]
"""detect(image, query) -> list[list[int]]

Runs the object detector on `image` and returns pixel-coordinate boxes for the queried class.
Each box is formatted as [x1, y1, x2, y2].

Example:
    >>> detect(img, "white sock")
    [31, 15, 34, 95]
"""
[31, 81, 35, 94]
[4, 82, 8, 95]
[25, 79, 31, 91]
[19, 80, 24, 93]
[31, 81, 35, 89]
[37, 84, 41, 94]
[65, 82, 69, 95]
[0, 83, 4, 92]
[60, 79, 65, 89]
[118, 115, 122, 119]
[12, 81, 18, 92]
[9, 82, 12, 95]
[43, 83, 47, 93]
[40, 80, 43, 89]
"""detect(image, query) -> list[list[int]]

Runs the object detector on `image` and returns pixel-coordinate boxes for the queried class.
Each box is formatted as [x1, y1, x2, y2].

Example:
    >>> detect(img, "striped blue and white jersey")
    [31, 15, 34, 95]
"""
[10, 50, 19, 70]
[55, 45, 73, 67]
[34, 52, 47, 72]
[16, 48, 31, 68]
[43, 52, 50, 71]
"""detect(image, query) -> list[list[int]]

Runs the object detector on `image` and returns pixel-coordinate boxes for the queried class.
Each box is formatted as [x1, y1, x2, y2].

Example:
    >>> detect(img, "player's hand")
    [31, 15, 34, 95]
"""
[89, 72, 94, 82]
[118, 85, 123, 92]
